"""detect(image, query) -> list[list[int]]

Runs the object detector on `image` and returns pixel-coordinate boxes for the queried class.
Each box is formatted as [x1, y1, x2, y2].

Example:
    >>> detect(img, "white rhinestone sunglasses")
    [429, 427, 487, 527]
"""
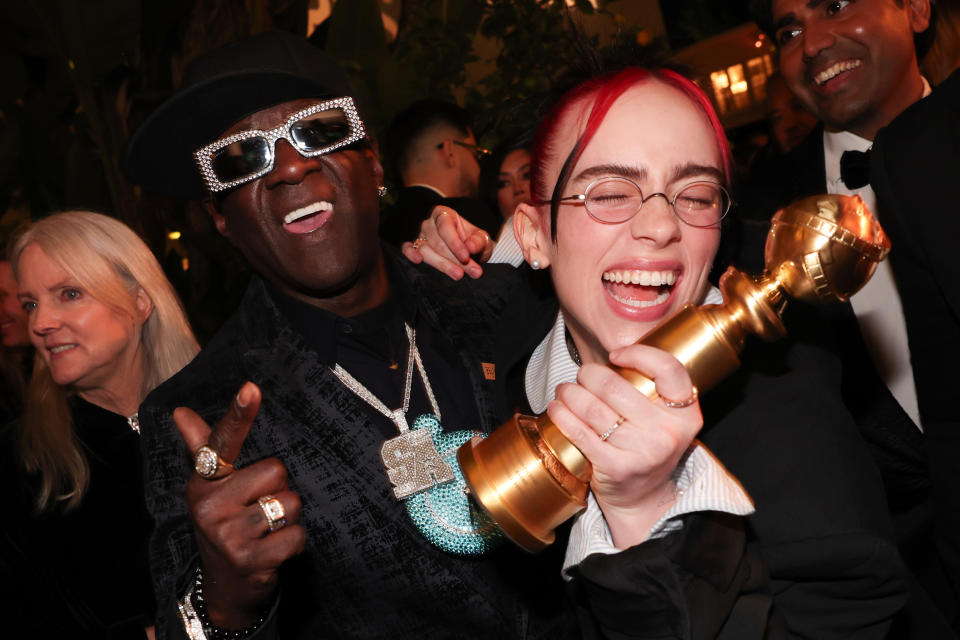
[194, 96, 367, 192]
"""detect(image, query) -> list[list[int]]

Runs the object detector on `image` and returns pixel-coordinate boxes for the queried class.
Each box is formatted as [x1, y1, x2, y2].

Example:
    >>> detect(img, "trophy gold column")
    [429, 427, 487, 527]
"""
[458, 194, 891, 552]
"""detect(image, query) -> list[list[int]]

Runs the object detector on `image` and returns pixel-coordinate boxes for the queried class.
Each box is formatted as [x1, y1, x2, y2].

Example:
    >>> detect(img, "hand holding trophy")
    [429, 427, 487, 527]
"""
[458, 193, 891, 551]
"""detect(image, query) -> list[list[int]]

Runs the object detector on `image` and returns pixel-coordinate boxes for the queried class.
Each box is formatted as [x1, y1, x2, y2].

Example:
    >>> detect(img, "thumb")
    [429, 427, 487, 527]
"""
[172, 405, 213, 456]
[208, 381, 262, 464]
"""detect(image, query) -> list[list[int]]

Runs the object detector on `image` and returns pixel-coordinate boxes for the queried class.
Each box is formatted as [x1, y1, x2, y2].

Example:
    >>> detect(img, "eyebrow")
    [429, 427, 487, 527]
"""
[773, 0, 824, 31]
[499, 163, 531, 176]
[572, 163, 646, 184]
[571, 162, 722, 186]
[17, 278, 76, 300]
[672, 163, 724, 184]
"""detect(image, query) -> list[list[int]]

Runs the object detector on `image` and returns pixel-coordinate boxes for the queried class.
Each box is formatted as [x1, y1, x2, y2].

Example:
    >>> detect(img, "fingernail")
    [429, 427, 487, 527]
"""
[235, 384, 251, 410]
[468, 266, 481, 278]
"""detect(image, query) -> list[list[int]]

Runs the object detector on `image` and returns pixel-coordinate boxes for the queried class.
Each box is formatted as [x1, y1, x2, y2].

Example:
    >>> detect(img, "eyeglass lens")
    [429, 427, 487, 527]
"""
[585, 178, 727, 227]
[290, 110, 351, 150]
[210, 108, 352, 183]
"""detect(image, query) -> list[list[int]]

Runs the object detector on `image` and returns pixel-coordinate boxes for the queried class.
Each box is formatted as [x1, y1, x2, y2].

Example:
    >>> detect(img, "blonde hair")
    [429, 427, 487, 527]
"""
[12, 211, 199, 511]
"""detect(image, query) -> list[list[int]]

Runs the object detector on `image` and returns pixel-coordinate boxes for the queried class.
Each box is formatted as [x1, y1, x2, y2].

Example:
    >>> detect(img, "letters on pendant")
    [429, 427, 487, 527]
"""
[380, 429, 455, 499]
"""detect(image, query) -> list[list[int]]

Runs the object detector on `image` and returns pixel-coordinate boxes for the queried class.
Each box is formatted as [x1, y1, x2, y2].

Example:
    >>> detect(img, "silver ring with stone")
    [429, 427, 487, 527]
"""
[194, 444, 234, 480]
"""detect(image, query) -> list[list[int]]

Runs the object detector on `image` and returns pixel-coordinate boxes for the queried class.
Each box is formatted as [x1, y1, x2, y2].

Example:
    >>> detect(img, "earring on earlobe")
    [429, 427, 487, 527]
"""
[377, 186, 387, 198]
[531, 259, 542, 270]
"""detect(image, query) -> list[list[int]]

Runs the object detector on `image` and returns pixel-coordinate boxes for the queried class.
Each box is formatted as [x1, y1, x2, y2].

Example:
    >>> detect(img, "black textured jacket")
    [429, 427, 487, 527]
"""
[140, 254, 577, 640]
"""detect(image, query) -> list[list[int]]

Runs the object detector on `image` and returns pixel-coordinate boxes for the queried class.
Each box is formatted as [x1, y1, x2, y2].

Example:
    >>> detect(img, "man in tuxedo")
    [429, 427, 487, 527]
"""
[379, 99, 501, 245]
[742, 0, 958, 631]
[869, 65, 960, 631]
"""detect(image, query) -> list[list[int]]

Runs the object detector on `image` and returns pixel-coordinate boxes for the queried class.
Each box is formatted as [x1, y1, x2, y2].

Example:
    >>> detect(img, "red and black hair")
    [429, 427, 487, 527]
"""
[529, 66, 732, 240]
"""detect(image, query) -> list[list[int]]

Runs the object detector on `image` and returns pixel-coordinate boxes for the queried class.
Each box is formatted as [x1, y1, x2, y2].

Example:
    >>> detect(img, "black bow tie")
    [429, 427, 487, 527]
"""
[840, 149, 871, 189]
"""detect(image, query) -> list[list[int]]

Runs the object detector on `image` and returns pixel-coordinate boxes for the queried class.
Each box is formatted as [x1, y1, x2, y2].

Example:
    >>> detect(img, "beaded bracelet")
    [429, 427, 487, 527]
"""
[191, 566, 266, 640]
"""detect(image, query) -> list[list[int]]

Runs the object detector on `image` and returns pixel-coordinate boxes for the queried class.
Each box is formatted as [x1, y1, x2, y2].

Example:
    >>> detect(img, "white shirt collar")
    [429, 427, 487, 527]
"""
[406, 183, 448, 198]
[524, 287, 724, 413]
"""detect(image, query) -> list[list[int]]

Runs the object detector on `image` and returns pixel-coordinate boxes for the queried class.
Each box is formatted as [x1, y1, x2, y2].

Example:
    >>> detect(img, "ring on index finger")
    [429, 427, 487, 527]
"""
[434, 209, 450, 223]
[412, 234, 427, 250]
[194, 444, 234, 480]
[662, 386, 699, 409]
[258, 495, 287, 532]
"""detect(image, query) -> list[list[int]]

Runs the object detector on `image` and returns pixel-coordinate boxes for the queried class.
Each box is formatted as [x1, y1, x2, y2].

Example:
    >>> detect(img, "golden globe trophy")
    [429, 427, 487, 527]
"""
[458, 193, 891, 552]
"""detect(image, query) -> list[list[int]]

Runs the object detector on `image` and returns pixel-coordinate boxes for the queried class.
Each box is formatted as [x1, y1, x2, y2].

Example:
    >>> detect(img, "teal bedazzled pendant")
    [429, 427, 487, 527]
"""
[403, 414, 503, 555]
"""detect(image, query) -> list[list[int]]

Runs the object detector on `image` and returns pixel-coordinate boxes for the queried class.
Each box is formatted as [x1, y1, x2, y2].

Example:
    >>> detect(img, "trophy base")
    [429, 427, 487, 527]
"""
[458, 413, 589, 552]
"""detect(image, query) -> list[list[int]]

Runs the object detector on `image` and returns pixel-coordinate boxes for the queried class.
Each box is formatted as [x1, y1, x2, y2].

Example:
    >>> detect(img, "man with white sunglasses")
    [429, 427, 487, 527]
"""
[126, 31, 578, 640]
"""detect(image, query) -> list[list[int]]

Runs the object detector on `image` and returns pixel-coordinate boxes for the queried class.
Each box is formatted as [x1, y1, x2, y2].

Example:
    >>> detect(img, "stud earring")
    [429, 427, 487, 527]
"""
[377, 185, 387, 198]
[531, 259, 541, 270]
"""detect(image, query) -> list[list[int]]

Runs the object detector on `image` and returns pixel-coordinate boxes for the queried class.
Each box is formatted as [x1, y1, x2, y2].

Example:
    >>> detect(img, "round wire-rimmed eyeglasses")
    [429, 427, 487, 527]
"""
[539, 176, 732, 228]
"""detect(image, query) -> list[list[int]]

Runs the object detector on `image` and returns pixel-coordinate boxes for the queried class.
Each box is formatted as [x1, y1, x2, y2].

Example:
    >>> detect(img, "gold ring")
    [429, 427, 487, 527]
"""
[258, 495, 287, 532]
[435, 210, 450, 222]
[194, 445, 234, 480]
[662, 386, 699, 409]
[600, 415, 626, 442]
[412, 234, 427, 250]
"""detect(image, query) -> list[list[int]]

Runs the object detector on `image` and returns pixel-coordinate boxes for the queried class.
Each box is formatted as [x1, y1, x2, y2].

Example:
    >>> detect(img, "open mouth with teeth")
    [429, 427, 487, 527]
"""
[282, 201, 333, 234]
[813, 59, 861, 87]
[49, 344, 77, 355]
[602, 269, 677, 309]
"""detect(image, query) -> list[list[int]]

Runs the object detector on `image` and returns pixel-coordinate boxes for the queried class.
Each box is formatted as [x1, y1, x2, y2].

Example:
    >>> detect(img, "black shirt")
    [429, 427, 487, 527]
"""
[267, 261, 482, 441]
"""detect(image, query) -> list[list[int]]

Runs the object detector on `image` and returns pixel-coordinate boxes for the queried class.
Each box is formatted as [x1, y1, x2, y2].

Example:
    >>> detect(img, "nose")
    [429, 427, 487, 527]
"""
[801, 18, 835, 62]
[31, 302, 60, 336]
[630, 193, 681, 246]
[263, 139, 322, 188]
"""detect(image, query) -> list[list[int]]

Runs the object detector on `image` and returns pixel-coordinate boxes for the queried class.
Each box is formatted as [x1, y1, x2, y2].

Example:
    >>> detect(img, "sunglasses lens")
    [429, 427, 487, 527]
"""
[211, 137, 271, 183]
[290, 108, 352, 151]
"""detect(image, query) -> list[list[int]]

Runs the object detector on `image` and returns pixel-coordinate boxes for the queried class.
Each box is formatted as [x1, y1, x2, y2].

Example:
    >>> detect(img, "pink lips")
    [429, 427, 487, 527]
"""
[282, 208, 333, 234]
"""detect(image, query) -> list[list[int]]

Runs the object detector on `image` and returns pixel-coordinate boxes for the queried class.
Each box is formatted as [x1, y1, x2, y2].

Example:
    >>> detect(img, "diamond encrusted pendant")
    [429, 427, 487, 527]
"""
[402, 414, 502, 555]
[380, 409, 455, 499]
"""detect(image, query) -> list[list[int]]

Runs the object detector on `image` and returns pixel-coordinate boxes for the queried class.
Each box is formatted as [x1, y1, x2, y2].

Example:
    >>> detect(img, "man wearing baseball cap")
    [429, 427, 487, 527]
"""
[126, 31, 576, 639]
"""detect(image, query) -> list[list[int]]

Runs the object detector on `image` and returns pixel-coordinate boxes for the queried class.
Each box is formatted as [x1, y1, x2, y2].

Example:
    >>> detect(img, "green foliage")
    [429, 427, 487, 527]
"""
[326, 0, 643, 148]
[466, 0, 585, 144]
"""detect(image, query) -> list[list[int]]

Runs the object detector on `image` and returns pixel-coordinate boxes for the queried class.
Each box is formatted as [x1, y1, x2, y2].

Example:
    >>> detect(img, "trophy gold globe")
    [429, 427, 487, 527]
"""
[457, 193, 891, 552]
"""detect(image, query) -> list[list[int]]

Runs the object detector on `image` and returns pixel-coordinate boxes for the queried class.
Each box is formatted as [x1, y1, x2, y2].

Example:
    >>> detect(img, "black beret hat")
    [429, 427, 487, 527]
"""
[125, 30, 354, 200]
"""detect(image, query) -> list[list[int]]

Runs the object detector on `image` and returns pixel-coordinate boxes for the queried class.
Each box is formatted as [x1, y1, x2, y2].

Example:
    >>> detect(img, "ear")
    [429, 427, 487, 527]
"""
[362, 145, 385, 186]
[906, 0, 931, 33]
[203, 197, 230, 239]
[438, 139, 457, 169]
[514, 202, 552, 269]
[134, 287, 155, 325]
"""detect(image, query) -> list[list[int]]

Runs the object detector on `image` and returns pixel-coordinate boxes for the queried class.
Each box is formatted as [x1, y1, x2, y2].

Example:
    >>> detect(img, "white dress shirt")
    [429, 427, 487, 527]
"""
[821, 77, 931, 428]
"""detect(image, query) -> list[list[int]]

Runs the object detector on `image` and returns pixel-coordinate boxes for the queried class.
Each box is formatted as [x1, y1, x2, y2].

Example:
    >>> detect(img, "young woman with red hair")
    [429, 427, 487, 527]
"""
[405, 65, 910, 637]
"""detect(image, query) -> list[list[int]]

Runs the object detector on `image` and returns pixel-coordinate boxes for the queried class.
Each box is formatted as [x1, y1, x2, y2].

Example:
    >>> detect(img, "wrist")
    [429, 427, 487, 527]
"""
[179, 566, 267, 640]
[601, 482, 679, 549]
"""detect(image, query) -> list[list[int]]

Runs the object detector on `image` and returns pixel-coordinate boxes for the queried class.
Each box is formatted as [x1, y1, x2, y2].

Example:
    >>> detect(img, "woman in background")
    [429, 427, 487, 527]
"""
[7, 211, 199, 639]
[481, 137, 532, 221]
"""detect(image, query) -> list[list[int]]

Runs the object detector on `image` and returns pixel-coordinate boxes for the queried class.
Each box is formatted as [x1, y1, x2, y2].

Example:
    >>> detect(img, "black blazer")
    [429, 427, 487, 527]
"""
[871, 67, 960, 629]
[492, 269, 910, 639]
[139, 256, 577, 640]
[379, 185, 501, 246]
[733, 120, 953, 635]
[731, 126, 930, 539]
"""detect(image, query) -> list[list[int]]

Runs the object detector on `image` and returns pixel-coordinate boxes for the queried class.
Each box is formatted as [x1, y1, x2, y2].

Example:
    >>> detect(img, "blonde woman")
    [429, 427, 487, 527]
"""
[8, 211, 198, 639]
